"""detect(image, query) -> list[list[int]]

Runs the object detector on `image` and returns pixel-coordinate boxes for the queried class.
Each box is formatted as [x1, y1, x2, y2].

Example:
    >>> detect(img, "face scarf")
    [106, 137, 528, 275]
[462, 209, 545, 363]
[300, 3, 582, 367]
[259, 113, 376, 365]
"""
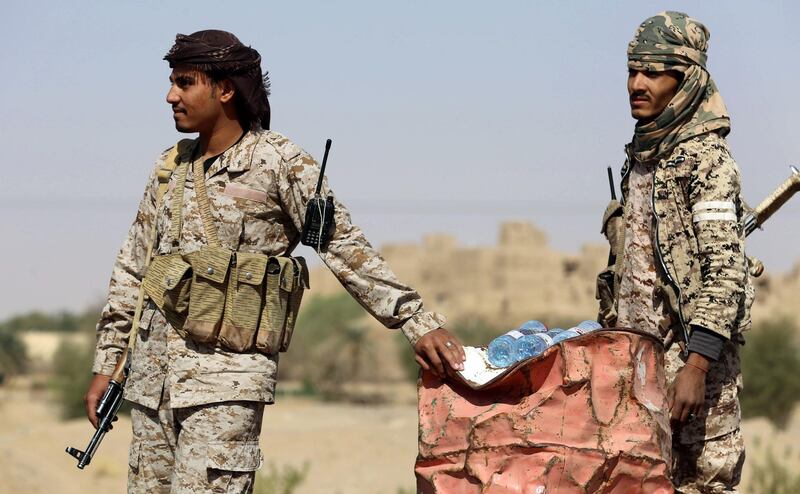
[627, 11, 730, 162]
[164, 30, 271, 130]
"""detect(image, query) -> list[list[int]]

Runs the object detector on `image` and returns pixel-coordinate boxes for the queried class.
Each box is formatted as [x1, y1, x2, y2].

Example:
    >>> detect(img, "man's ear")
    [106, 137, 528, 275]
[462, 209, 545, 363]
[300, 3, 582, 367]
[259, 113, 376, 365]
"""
[218, 79, 236, 104]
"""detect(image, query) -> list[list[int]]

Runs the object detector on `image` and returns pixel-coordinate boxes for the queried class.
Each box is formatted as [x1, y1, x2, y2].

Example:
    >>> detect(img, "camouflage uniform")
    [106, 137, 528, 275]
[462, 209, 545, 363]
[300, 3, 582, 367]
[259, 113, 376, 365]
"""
[597, 12, 754, 494]
[93, 129, 446, 492]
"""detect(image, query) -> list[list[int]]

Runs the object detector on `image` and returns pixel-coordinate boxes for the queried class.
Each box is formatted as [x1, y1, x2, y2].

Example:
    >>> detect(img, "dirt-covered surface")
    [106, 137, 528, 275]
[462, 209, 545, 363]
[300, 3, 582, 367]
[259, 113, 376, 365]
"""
[1, 377, 797, 494]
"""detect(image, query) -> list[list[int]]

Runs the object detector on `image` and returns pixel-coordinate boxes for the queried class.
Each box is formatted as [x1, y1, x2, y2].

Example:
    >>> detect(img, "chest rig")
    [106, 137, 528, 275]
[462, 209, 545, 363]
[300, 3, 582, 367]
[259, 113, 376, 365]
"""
[142, 140, 308, 354]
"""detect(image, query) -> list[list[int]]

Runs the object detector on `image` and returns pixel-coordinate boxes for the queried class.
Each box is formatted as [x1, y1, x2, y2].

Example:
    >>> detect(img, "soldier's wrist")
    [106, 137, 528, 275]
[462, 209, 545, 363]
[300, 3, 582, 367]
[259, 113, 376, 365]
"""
[687, 325, 725, 361]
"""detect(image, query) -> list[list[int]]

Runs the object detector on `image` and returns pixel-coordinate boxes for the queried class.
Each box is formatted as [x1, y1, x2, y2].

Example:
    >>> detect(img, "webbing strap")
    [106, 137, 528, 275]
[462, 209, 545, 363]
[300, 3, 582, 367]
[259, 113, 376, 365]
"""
[192, 159, 221, 248]
[113, 144, 181, 381]
[169, 163, 189, 244]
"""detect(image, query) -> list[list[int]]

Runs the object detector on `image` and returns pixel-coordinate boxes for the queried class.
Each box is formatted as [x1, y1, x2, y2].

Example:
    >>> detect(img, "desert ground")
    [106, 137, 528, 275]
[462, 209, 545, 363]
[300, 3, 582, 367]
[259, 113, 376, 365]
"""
[1, 375, 798, 494]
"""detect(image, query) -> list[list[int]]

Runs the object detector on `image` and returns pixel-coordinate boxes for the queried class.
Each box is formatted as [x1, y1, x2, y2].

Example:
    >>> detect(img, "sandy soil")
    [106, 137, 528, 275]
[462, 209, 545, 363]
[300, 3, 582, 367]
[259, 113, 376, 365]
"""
[1, 377, 798, 494]
[0, 379, 419, 494]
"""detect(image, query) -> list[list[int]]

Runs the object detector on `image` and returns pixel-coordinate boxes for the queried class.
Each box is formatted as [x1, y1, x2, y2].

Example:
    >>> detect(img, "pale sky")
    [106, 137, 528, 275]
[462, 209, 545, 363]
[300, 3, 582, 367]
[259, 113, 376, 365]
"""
[1, 1, 798, 319]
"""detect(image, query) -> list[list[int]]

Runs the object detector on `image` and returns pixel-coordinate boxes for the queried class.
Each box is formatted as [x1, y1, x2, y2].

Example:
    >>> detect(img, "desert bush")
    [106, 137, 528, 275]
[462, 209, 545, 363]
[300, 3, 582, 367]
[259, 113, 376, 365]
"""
[253, 461, 309, 494]
[50, 334, 131, 419]
[0, 325, 28, 378]
[0, 308, 99, 333]
[278, 294, 376, 399]
[740, 318, 800, 429]
[747, 447, 800, 494]
[51, 336, 97, 419]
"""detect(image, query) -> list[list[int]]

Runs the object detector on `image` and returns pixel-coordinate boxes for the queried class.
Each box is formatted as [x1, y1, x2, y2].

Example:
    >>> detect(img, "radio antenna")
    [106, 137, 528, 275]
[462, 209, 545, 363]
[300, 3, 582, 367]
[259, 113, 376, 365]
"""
[607, 166, 617, 201]
[315, 139, 332, 195]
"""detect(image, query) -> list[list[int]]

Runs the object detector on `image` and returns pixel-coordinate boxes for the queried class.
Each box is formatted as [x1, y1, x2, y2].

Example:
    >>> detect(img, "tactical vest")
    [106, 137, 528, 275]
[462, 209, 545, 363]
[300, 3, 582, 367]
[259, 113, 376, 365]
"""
[142, 140, 308, 354]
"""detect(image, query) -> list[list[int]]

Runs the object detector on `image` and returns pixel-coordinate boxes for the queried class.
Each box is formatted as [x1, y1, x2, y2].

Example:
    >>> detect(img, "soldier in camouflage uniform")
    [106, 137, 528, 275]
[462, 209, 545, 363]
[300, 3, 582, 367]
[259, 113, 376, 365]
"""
[84, 30, 466, 494]
[597, 12, 754, 493]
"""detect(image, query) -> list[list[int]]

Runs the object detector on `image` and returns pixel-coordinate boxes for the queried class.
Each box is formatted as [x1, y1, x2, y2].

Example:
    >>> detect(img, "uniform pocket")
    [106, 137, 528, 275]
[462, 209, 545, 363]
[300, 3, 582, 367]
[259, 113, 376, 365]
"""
[184, 247, 232, 343]
[128, 440, 141, 471]
[219, 253, 269, 352]
[206, 441, 263, 472]
[206, 441, 263, 494]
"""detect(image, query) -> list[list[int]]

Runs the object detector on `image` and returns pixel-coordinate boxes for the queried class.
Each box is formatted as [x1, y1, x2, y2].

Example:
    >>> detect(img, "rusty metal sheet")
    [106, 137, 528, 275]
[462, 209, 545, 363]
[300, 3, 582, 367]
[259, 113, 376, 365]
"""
[416, 330, 674, 493]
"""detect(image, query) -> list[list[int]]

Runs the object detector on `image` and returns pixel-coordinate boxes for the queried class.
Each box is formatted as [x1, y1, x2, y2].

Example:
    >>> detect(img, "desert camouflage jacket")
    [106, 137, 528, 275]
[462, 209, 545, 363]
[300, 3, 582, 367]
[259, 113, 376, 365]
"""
[599, 132, 754, 344]
[92, 129, 445, 408]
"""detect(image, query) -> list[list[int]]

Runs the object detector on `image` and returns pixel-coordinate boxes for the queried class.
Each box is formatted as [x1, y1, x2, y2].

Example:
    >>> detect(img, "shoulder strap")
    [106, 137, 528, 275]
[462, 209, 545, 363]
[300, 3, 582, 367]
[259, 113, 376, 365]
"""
[191, 156, 221, 247]
[110, 140, 194, 382]
[156, 139, 194, 202]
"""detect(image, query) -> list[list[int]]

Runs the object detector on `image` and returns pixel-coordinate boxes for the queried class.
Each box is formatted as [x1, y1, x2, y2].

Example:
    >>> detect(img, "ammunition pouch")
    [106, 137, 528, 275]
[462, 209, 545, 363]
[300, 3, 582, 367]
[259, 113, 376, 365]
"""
[141, 253, 191, 330]
[257, 257, 309, 354]
[601, 200, 624, 254]
[596, 268, 617, 327]
[220, 252, 269, 352]
[140, 146, 309, 355]
[142, 248, 308, 354]
[596, 199, 625, 326]
[183, 247, 232, 343]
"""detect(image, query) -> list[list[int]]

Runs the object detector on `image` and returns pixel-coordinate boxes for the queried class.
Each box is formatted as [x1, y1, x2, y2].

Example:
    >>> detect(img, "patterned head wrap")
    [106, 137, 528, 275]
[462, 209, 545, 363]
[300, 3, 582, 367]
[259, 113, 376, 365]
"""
[165, 30, 271, 130]
[627, 12, 729, 161]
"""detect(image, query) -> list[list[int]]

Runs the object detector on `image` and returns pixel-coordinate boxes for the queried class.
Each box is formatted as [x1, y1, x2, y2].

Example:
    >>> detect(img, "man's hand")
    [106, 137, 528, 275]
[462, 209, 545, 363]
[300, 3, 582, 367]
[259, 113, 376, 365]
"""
[667, 352, 710, 424]
[84, 374, 112, 429]
[414, 328, 466, 378]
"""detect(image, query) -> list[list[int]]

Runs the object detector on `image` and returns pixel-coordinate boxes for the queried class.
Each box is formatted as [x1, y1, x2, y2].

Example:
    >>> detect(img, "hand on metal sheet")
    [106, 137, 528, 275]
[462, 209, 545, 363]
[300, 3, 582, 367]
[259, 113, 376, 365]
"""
[414, 328, 466, 378]
[84, 374, 112, 429]
[668, 353, 709, 424]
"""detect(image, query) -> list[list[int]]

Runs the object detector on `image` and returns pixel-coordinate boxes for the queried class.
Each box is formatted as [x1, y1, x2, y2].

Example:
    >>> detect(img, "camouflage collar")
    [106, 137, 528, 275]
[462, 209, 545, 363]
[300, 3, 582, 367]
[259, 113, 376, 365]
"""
[209, 130, 260, 176]
[178, 130, 261, 180]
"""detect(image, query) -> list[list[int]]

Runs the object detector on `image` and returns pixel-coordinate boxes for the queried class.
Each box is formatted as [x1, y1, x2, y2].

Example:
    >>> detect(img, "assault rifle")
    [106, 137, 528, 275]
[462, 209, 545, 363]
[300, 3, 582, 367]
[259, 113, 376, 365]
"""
[744, 166, 799, 236]
[65, 355, 129, 469]
[743, 166, 799, 276]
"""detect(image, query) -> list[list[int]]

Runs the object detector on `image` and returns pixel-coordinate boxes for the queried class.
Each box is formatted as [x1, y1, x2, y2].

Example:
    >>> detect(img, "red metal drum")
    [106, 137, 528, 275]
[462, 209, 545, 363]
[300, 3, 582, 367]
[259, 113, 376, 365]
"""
[416, 329, 674, 494]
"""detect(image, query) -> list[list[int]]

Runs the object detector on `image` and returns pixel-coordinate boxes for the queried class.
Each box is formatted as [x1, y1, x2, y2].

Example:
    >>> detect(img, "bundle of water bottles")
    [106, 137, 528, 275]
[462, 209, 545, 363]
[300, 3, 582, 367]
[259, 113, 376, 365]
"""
[487, 320, 603, 368]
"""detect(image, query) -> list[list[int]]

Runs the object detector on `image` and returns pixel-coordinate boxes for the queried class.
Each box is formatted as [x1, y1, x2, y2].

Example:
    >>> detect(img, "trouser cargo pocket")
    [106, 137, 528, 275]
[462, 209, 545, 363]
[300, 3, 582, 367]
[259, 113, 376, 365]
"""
[205, 441, 263, 494]
[206, 441, 263, 472]
[219, 252, 269, 352]
[184, 247, 232, 343]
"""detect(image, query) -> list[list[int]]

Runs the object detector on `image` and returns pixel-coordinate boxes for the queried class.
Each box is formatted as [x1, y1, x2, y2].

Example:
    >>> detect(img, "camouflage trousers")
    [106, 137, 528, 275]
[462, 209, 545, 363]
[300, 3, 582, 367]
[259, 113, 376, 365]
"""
[665, 340, 745, 494]
[128, 388, 265, 494]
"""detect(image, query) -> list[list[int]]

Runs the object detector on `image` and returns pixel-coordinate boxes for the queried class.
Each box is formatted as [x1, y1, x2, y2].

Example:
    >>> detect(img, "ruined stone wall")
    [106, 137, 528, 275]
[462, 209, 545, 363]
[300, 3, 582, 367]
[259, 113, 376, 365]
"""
[308, 220, 800, 331]
[309, 221, 608, 328]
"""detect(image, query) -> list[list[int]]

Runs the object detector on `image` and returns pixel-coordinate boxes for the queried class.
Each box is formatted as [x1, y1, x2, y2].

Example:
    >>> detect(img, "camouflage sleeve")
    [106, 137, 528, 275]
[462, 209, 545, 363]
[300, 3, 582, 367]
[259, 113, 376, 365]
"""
[92, 156, 162, 375]
[276, 152, 446, 345]
[687, 141, 746, 340]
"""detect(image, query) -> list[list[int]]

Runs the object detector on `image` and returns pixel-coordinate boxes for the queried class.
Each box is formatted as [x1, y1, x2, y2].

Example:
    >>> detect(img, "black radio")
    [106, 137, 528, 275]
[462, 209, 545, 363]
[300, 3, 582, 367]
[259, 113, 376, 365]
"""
[301, 139, 336, 251]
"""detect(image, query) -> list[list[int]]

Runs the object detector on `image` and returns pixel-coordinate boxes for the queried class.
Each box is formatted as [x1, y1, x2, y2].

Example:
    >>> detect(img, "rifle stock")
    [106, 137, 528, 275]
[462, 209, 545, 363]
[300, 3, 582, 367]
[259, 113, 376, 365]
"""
[745, 166, 800, 237]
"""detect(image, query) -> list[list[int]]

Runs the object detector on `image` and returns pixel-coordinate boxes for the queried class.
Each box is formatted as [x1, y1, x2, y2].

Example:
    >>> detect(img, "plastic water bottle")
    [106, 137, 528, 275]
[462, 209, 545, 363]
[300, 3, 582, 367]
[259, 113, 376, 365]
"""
[514, 332, 555, 361]
[575, 320, 602, 334]
[519, 320, 547, 333]
[488, 330, 526, 367]
[552, 329, 580, 344]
